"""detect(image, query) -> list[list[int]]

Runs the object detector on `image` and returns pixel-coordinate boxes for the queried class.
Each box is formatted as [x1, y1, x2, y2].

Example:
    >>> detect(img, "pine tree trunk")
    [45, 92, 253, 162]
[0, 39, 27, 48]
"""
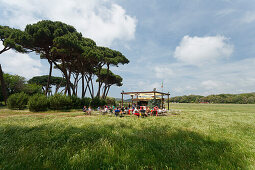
[45, 60, 53, 96]
[0, 64, 7, 105]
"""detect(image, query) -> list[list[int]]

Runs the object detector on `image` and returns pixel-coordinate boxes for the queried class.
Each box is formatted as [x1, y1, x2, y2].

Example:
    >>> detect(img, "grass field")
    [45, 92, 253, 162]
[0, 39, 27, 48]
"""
[0, 103, 255, 169]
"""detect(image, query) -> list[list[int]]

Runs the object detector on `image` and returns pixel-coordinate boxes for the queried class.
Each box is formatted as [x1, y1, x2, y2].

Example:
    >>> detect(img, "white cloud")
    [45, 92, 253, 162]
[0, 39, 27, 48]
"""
[201, 80, 221, 90]
[242, 11, 255, 24]
[0, 0, 137, 46]
[174, 35, 234, 66]
[0, 44, 43, 79]
[154, 66, 173, 79]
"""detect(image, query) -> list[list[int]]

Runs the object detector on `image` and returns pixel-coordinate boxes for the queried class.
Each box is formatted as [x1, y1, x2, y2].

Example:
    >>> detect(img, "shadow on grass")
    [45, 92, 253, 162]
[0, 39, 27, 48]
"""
[0, 123, 247, 169]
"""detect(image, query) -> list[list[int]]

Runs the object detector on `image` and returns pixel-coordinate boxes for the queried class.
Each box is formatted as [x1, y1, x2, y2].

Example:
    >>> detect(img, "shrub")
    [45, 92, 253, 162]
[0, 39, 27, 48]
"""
[7, 92, 29, 110]
[90, 97, 106, 109]
[100, 99, 107, 107]
[23, 84, 43, 96]
[28, 94, 49, 112]
[69, 95, 82, 109]
[105, 97, 116, 106]
[81, 97, 91, 107]
[49, 93, 72, 110]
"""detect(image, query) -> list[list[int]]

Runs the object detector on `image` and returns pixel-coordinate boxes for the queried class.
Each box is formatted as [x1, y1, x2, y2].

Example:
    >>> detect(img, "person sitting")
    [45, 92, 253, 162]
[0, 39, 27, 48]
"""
[102, 106, 108, 114]
[146, 107, 151, 116]
[88, 107, 92, 115]
[124, 107, 128, 114]
[158, 108, 162, 115]
[162, 107, 167, 113]
[120, 107, 125, 117]
[140, 107, 147, 118]
[109, 107, 113, 113]
[133, 107, 140, 118]
[83, 106, 88, 113]
[115, 107, 120, 117]
[152, 106, 158, 116]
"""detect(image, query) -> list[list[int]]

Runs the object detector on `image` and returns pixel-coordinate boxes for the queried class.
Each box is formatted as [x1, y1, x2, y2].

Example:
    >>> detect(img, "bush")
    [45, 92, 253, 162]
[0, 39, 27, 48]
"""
[100, 99, 107, 107]
[90, 97, 106, 109]
[105, 97, 116, 106]
[23, 84, 43, 96]
[49, 93, 72, 110]
[81, 97, 91, 107]
[69, 95, 83, 109]
[28, 94, 49, 112]
[7, 92, 29, 110]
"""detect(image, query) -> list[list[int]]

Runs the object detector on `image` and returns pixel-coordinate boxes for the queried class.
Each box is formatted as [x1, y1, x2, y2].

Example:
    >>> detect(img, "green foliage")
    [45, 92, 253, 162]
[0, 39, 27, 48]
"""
[7, 92, 29, 110]
[170, 93, 255, 104]
[23, 84, 43, 96]
[28, 75, 66, 87]
[3, 73, 25, 95]
[90, 97, 105, 109]
[0, 25, 29, 54]
[69, 95, 83, 109]
[148, 99, 161, 108]
[80, 97, 91, 107]
[28, 94, 48, 112]
[105, 97, 116, 105]
[49, 93, 72, 110]
[100, 99, 107, 106]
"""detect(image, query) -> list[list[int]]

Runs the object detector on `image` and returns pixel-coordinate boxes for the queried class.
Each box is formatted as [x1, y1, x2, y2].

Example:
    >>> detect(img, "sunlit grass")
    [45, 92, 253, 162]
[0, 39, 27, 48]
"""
[0, 103, 255, 169]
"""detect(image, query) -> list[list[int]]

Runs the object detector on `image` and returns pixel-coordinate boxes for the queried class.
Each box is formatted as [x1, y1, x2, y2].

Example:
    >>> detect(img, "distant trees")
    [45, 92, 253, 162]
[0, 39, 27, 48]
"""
[28, 75, 66, 95]
[0, 25, 29, 104]
[169, 93, 255, 104]
[0, 20, 129, 102]
[0, 73, 42, 101]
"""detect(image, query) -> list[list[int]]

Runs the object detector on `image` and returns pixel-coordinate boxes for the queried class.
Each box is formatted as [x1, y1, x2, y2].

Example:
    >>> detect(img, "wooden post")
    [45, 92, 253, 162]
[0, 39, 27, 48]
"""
[131, 95, 133, 107]
[161, 94, 164, 109]
[136, 94, 139, 106]
[121, 93, 124, 108]
[168, 93, 170, 110]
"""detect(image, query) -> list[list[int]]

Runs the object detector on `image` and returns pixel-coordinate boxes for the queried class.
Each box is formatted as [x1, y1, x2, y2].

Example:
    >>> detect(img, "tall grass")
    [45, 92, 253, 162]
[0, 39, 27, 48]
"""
[0, 104, 255, 169]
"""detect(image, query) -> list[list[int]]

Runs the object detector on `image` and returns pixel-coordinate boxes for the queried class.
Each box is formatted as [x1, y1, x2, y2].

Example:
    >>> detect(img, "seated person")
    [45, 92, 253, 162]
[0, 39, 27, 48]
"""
[115, 107, 120, 117]
[140, 107, 147, 118]
[88, 107, 92, 115]
[102, 106, 108, 114]
[133, 107, 140, 117]
[109, 107, 113, 113]
[146, 107, 151, 116]
[162, 107, 167, 113]
[121, 107, 125, 114]
[83, 106, 88, 113]
[152, 106, 158, 116]
[124, 107, 128, 114]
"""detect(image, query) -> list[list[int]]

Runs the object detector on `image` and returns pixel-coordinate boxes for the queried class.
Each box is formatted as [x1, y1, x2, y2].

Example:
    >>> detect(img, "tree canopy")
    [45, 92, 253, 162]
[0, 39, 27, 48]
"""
[0, 20, 129, 99]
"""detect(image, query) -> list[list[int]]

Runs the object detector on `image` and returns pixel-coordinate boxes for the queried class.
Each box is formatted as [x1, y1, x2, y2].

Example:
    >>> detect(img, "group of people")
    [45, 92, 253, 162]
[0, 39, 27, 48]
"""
[83, 105, 167, 118]
[82, 106, 92, 115]
[103, 105, 167, 118]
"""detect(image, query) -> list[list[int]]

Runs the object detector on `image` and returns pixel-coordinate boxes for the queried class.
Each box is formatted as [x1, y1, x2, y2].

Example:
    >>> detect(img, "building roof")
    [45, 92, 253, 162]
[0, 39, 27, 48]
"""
[121, 91, 170, 96]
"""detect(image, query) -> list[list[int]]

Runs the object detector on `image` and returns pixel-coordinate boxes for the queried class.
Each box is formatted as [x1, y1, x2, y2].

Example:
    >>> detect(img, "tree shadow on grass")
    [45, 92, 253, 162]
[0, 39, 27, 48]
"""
[0, 123, 248, 169]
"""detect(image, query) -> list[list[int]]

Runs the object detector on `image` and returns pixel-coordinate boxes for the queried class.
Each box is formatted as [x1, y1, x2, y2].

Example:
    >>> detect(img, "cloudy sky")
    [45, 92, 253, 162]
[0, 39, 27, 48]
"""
[0, 0, 255, 97]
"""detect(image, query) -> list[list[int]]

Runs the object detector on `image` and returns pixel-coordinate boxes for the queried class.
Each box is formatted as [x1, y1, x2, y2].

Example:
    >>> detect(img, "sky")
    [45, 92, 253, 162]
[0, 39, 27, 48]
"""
[0, 0, 255, 98]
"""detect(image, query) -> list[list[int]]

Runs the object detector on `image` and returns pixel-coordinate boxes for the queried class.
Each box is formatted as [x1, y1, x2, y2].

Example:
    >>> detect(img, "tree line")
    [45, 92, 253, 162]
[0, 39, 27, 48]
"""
[169, 93, 255, 104]
[0, 20, 128, 104]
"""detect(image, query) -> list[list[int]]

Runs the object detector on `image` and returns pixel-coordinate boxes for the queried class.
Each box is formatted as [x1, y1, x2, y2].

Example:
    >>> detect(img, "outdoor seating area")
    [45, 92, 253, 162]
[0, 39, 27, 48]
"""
[121, 90, 170, 110]
[82, 105, 169, 117]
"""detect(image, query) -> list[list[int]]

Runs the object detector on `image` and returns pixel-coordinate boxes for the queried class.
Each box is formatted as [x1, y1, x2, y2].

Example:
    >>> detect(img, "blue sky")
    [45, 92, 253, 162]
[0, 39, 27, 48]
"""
[0, 0, 255, 97]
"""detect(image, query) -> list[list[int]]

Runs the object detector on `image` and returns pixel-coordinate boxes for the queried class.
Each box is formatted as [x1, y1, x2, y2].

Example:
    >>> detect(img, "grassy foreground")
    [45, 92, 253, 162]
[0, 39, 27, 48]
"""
[0, 104, 255, 169]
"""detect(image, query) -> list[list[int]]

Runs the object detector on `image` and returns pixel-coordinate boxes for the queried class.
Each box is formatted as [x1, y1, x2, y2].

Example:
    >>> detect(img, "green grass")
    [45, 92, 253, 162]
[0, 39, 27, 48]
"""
[0, 104, 255, 169]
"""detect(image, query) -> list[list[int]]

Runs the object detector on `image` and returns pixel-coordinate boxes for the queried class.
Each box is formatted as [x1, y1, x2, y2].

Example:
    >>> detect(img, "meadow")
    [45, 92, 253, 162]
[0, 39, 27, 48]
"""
[0, 103, 255, 169]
